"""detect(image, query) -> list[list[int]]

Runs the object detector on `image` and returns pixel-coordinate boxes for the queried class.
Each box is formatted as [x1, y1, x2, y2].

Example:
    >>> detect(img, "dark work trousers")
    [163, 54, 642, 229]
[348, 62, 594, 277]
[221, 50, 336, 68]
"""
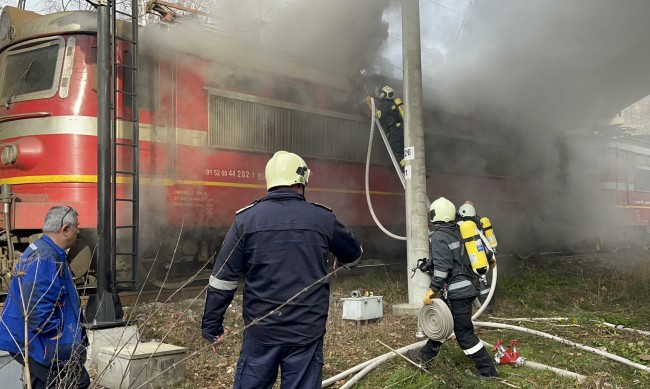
[12, 354, 90, 389]
[387, 125, 404, 162]
[233, 332, 324, 389]
[421, 297, 497, 377]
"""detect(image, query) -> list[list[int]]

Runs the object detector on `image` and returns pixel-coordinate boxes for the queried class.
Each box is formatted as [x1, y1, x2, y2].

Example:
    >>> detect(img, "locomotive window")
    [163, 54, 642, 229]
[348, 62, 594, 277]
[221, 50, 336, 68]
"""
[636, 167, 650, 192]
[0, 37, 65, 104]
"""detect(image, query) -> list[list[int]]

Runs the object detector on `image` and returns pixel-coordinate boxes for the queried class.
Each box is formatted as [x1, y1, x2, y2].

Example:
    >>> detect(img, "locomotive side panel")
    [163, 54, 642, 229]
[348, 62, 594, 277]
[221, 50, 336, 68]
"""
[0, 6, 546, 290]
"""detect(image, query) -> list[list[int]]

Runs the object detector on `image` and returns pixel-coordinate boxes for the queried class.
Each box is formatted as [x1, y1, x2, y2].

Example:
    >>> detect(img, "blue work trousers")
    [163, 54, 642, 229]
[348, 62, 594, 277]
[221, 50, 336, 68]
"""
[233, 332, 324, 389]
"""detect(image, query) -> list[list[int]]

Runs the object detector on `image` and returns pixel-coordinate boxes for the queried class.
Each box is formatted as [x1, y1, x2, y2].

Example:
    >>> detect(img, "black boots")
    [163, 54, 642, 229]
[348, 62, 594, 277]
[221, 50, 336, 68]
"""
[405, 346, 439, 367]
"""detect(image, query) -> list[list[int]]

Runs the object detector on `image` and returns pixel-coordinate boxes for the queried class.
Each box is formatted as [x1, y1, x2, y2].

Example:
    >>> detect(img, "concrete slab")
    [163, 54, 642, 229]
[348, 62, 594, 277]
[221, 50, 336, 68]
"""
[0, 351, 23, 389]
[392, 303, 421, 316]
[97, 342, 187, 389]
[86, 325, 140, 370]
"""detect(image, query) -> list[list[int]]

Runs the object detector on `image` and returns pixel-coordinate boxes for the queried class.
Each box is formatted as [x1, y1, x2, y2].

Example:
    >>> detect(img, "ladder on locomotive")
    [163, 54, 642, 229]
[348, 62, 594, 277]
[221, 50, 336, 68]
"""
[374, 119, 406, 189]
[110, 1, 140, 291]
[374, 117, 432, 211]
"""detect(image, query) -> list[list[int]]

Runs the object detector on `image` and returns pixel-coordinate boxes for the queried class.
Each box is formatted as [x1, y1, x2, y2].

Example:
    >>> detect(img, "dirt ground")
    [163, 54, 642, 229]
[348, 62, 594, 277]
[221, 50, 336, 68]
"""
[122, 250, 650, 388]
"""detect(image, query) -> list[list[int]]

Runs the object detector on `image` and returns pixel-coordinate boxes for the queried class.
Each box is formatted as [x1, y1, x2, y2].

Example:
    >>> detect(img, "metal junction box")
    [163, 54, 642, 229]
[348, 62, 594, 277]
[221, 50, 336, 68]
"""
[97, 342, 187, 388]
[341, 296, 383, 321]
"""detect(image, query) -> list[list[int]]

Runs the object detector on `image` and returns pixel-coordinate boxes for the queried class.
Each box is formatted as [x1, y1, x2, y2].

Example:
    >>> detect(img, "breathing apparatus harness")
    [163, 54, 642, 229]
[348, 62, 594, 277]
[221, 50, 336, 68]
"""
[411, 223, 478, 292]
[413, 223, 483, 341]
[379, 98, 403, 137]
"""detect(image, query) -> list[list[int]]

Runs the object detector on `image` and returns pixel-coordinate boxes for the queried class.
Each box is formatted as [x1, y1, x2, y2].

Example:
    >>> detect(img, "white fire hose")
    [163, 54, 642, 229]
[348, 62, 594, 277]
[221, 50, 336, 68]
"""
[417, 297, 454, 341]
[323, 341, 427, 389]
[323, 263, 589, 386]
[364, 98, 406, 241]
[473, 321, 650, 374]
[419, 261, 498, 341]
[325, 267, 499, 388]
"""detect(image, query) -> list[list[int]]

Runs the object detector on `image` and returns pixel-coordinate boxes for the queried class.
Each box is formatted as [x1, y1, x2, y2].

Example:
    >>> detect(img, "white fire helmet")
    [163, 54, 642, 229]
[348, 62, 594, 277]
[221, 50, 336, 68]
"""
[430, 197, 456, 223]
[458, 203, 476, 218]
[265, 151, 311, 190]
[376, 85, 394, 100]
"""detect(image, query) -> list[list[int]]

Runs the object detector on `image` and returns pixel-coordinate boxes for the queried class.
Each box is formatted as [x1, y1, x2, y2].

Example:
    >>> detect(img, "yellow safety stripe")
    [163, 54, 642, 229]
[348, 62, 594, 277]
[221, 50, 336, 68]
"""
[614, 204, 650, 209]
[0, 175, 403, 196]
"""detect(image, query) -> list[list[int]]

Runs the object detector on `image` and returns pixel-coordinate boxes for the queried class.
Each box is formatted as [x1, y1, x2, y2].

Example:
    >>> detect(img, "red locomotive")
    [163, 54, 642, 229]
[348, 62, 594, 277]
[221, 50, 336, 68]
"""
[0, 6, 541, 291]
[585, 133, 650, 250]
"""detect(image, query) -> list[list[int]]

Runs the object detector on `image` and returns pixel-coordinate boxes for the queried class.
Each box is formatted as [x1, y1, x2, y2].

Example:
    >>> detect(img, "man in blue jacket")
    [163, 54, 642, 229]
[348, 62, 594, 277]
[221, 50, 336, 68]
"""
[0, 206, 90, 389]
[202, 151, 363, 389]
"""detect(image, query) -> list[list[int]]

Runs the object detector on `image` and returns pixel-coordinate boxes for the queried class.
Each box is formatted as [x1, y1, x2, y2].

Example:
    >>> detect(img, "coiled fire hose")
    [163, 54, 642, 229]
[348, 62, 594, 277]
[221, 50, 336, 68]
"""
[419, 264, 498, 340]
[418, 298, 454, 341]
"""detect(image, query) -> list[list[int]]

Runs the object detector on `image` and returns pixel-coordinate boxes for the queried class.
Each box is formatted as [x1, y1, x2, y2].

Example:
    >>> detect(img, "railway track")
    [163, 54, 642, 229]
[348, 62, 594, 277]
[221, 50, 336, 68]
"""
[0, 285, 207, 310]
[1, 249, 641, 308]
[513, 247, 636, 260]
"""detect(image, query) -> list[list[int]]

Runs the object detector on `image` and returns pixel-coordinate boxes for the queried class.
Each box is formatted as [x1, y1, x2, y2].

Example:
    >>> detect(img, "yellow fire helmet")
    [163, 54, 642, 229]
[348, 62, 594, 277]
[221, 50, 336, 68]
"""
[430, 197, 456, 223]
[265, 151, 311, 190]
[458, 203, 476, 218]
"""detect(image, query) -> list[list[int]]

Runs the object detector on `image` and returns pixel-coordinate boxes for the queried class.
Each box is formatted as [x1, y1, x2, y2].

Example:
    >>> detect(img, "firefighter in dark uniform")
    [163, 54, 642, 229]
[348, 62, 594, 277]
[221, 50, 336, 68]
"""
[367, 85, 405, 169]
[201, 150, 363, 389]
[458, 201, 497, 313]
[407, 197, 498, 380]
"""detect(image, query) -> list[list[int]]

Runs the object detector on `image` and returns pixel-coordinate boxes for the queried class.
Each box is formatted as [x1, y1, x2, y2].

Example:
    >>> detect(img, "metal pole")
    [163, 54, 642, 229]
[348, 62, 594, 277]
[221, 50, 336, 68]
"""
[402, 0, 431, 308]
[85, 1, 126, 326]
[97, 2, 111, 303]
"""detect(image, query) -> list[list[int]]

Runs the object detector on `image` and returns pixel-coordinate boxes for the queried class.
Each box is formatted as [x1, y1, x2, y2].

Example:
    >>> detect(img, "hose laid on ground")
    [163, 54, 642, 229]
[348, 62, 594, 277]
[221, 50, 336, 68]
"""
[323, 335, 585, 388]
[321, 340, 426, 387]
[329, 266, 498, 387]
[522, 360, 586, 381]
[473, 321, 650, 374]
[489, 317, 569, 322]
[596, 321, 650, 337]
[479, 339, 586, 382]
[330, 304, 644, 387]
[492, 316, 650, 337]
[337, 341, 427, 389]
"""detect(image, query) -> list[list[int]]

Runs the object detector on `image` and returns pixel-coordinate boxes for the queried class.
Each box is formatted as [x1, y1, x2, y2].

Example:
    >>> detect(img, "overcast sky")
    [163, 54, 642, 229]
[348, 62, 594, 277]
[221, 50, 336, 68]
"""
[383, 0, 471, 81]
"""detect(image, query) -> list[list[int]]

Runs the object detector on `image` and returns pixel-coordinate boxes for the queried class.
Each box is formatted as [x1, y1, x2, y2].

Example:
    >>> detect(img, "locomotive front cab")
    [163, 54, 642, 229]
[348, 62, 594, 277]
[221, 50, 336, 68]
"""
[0, 7, 99, 291]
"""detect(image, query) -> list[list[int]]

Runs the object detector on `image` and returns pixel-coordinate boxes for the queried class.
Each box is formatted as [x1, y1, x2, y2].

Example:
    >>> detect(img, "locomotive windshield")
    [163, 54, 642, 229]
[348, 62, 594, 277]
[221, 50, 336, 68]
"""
[0, 37, 64, 105]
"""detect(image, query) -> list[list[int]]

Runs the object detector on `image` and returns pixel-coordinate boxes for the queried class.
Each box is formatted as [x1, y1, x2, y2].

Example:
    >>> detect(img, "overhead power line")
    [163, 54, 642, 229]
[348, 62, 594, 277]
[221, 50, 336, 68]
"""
[423, 0, 465, 16]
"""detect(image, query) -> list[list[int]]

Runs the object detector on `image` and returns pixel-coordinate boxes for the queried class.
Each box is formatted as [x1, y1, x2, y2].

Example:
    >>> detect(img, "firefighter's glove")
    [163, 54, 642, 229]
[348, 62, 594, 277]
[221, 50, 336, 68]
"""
[423, 289, 437, 305]
[365, 96, 374, 109]
[489, 259, 496, 271]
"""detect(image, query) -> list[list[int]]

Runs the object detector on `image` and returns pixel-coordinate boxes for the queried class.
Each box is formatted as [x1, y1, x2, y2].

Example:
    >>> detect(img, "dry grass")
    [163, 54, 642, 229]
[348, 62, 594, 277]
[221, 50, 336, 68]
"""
[124, 252, 650, 388]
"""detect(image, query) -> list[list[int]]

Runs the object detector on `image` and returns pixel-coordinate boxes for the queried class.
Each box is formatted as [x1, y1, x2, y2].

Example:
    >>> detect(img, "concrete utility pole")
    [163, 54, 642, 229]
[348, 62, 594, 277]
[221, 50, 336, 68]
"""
[400, 0, 431, 313]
